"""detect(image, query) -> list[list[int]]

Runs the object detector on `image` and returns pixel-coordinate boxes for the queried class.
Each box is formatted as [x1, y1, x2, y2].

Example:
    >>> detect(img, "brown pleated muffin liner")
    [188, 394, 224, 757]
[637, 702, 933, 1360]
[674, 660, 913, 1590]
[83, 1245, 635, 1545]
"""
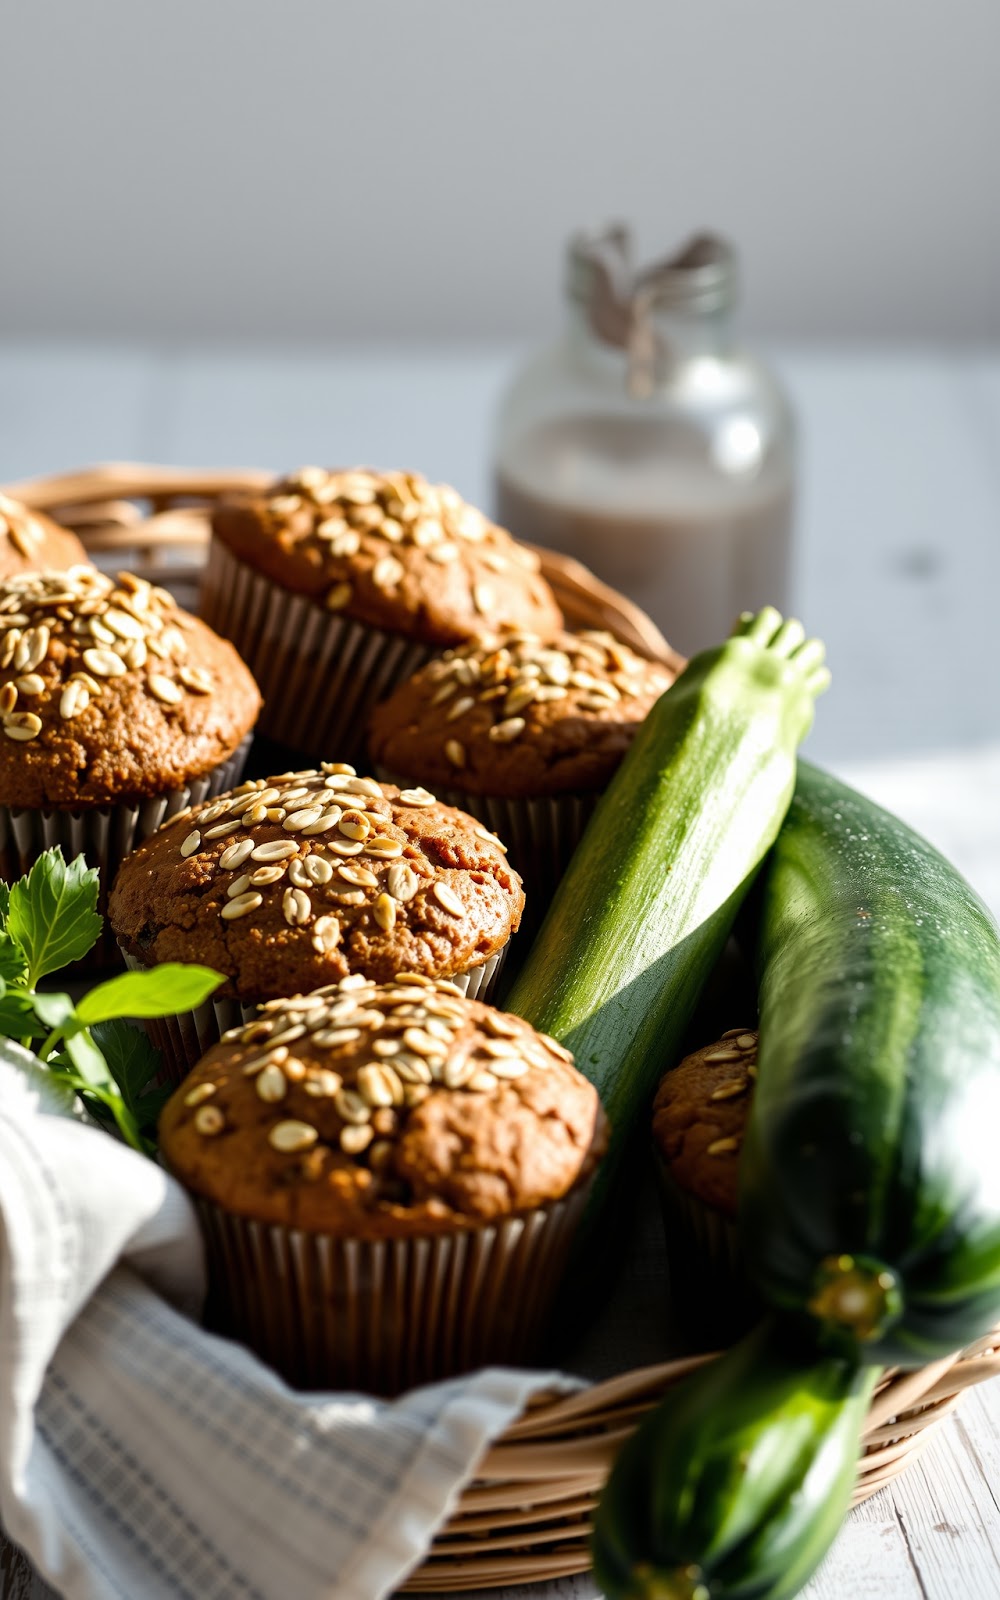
[200, 539, 434, 762]
[653, 1150, 758, 1350]
[193, 1177, 592, 1395]
[374, 769, 599, 942]
[120, 944, 509, 1088]
[0, 737, 252, 970]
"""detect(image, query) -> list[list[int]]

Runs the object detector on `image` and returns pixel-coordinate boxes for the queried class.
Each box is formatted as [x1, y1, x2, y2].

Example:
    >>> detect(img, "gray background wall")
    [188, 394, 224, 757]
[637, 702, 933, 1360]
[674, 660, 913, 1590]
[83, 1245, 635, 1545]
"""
[2, 0, 997, 342]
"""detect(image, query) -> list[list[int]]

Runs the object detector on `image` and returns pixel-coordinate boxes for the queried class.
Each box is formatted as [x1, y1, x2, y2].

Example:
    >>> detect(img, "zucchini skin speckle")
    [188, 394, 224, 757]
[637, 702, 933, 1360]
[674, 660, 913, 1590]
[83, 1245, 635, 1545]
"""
[741, 761, 1000, 1366]
[507, 608, 828, 1241]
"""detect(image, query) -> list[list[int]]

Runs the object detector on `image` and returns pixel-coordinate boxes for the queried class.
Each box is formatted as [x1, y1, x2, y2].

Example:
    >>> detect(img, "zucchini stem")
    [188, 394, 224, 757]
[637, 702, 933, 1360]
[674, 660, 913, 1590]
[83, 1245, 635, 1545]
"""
[808, 1255, 903, 1344]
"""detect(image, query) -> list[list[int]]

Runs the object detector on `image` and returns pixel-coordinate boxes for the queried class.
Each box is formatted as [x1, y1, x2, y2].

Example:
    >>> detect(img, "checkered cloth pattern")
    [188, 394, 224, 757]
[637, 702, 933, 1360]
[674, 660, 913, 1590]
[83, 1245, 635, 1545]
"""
[0, 1049, 565, 1600]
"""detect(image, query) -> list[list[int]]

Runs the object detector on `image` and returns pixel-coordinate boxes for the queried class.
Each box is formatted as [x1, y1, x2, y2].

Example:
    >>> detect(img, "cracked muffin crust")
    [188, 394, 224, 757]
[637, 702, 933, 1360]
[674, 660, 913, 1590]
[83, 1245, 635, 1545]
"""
[0, 493, 89, 579]
[159, 977, 607, 1237]
[211, 466, 563, 647]
[0, 568, 261, 809]
[651, 1029, 758, 1218]
[109, 766, 524, 999]
[368, 628, 677, 798]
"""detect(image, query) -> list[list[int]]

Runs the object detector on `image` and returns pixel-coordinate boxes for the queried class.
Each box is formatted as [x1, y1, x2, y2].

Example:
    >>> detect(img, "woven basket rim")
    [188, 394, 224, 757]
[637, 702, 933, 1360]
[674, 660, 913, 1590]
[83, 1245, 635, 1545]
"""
[6, 461, 998, 1590]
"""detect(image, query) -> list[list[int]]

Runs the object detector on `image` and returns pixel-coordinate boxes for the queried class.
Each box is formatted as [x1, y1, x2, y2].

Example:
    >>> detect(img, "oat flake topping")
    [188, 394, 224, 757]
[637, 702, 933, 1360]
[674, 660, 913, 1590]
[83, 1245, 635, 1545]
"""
[192, 974, 575, 1163]
[161, 763, 510, 943]
[0, 566, 213, 743]
[424, 628, 673, 766]
[259, 467, 541, 612]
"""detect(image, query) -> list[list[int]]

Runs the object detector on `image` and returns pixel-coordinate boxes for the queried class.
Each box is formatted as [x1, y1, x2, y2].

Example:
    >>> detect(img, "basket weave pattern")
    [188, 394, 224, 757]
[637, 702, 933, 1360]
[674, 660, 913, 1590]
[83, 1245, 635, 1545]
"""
[6, 462, 998, 1592]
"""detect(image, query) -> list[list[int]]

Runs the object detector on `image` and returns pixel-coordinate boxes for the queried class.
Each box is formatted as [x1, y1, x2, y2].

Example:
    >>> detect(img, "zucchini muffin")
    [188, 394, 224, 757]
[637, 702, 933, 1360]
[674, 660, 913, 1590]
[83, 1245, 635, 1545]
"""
[0, 567, 260, 949]
[0, 492, 89, 577]
[200, 466, 563, 760]
[160, 978, 607, 1392]
[109, 764, 524, 1081]
[369, 628, 678, 913]
[651, 1028, 758, 1344]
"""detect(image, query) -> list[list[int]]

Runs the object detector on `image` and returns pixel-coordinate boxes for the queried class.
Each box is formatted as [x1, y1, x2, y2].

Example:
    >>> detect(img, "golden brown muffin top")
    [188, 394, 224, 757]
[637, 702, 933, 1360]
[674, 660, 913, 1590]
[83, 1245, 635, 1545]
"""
[369, 628, 678, 798]
[0, 493, 89, 579]
[651, 1030, 758, 1219]
[109, 767, 524, 1000]
[159, 978, 606, 1236]
[0, 568, 261, 809]
[211, 466, 563, 647]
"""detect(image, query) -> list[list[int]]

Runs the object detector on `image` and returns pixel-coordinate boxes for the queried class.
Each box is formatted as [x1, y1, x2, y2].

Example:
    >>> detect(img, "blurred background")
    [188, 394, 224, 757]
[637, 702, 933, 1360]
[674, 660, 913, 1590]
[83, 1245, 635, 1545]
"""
[1, 0, 999, 832]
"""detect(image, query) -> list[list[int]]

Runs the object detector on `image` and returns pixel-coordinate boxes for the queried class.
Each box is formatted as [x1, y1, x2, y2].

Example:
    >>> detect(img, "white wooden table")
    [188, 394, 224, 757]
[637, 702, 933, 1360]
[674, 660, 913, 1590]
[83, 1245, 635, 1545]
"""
[2, 340, 1000, 1600]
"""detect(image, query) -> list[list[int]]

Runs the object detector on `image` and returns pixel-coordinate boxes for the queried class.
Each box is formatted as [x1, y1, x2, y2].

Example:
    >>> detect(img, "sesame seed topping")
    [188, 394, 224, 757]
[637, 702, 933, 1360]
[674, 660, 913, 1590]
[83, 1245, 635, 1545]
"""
[256, 1064, 288, 1103]
[444, 739, 466, 768]
[710, 1079, 749, 1101]
[433, 881, 464, 916]
[194, 1104, 225, 1136]
[269, 1120, 319, 1153]
[221, 891, 263, 920]
[184, 1081, 217, 1107]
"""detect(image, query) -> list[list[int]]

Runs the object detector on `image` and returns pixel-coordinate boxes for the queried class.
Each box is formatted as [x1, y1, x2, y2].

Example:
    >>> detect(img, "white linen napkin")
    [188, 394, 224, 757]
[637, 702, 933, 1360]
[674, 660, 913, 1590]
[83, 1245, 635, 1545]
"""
[0, 1047, 566, 1600]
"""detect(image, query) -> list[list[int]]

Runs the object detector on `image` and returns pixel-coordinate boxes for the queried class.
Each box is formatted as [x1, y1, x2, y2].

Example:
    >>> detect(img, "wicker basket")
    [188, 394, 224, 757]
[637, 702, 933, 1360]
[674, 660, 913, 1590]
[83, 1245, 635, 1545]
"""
[7, 462, 1000, 1593]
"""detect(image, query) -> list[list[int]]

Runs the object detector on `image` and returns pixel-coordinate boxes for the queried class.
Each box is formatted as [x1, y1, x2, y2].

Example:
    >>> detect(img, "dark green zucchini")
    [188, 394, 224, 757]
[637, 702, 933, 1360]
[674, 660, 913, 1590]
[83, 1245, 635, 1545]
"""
[592, 1318, 875, 1600]
[740, 761, 1000, 1365]
[506, 608, 829, 1228]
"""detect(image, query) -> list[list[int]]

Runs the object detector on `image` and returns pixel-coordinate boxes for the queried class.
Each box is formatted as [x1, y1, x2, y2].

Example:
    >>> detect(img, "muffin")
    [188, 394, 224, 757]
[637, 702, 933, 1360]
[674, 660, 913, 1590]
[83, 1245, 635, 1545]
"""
[159, 977, 607, 1392]
[200, 466, 564, 760]
[0, 567, 260, 951]
[651, 1028, 759, 1345]
[0, 492, 89, 577]
[369, 628, 678, 915]
[109, 764, 524, 1082]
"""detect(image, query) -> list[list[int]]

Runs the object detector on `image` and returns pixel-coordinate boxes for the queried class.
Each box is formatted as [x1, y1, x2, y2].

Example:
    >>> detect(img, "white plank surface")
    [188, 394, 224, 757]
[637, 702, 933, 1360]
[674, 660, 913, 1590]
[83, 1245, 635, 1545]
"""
[2, 339, 1000, 1600]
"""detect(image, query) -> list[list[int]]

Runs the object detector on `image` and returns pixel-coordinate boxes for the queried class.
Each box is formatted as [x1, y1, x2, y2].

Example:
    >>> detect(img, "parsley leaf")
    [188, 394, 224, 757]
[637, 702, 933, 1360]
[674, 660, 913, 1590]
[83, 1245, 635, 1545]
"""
[7, 849, 101, 984]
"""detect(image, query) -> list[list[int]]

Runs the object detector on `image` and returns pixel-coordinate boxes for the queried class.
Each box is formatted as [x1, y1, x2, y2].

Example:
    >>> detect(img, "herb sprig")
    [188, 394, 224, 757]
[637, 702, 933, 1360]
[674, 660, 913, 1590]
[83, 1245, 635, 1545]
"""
[0, 847, 223, 1154]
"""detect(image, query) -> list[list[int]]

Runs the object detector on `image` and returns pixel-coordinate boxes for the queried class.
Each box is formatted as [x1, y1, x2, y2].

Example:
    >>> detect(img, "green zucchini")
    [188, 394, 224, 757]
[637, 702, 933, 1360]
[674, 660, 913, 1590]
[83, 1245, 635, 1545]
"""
[506, 607, 829, 1226]
[592, 1318, 876, 1600]
[740, 761, 1000, 1365]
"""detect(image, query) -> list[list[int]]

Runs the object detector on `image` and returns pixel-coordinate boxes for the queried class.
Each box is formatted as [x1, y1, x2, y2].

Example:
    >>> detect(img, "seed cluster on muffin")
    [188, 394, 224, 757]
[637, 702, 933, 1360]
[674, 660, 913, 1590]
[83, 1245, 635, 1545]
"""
[159, 977, 605, 1235]
[110, 765, 523, 999]
[210, 466, 563, 646]
[0, 492, 89, 578]
[0, 567, 261, 807]
[369, 628, 678, 796]
[651, 1028, 758, 1217]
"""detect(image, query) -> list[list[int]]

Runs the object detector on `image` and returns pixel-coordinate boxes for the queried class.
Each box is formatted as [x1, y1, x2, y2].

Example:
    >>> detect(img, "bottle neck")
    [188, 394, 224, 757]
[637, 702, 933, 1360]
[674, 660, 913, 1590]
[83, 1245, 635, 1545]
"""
[565, 298, 736, 391]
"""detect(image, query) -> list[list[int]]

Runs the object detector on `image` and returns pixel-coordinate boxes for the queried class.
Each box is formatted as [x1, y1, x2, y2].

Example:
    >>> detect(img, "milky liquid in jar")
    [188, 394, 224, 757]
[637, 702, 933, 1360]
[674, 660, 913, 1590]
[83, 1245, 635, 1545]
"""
[492, 231, 796, 659]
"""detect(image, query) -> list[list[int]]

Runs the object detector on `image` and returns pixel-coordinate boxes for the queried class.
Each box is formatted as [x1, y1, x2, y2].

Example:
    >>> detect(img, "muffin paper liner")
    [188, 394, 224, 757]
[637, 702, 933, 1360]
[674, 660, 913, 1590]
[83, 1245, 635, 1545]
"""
[653, 1150, 757, 1348]
[120, 944, 509, 1087]
[192, 1177, 592, 1394]
[200, 539, 434, 763]
[375, 767, 599, 937]
[0, 737, 252, 969]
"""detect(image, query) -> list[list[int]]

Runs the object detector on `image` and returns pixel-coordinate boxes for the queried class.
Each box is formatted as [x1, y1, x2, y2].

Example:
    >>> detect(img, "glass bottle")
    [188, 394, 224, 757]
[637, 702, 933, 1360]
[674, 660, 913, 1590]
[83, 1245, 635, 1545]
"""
[493, 228, 795, 658]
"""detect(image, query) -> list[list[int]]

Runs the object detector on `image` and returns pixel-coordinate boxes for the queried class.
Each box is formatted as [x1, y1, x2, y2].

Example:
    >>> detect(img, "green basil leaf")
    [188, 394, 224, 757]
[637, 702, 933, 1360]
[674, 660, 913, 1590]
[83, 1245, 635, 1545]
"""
[131, 1085, 172, 1138]
[7, 849, 102, 983]
[0, 990, 45, 1038]
[0, 931, 28, 986]
[90, 1017, 162, 1107]
[0, 882, 10, 928]
[63, 1027, 113, 1090]
[75, 963, 224, 1024]
[31, 990, 76, 1029]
